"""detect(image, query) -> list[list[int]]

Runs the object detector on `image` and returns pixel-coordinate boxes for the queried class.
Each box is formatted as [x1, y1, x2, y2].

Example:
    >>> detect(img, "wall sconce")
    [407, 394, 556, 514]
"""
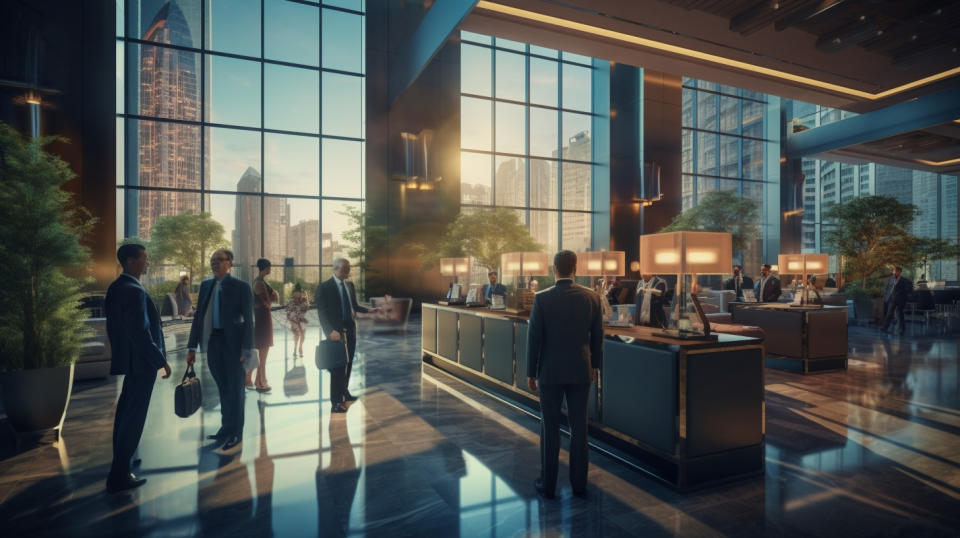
[633, 161, 664, 206]
[777, 253, 829, 305]
[394, 129, 441, 189]
[640, 231, 732, 337]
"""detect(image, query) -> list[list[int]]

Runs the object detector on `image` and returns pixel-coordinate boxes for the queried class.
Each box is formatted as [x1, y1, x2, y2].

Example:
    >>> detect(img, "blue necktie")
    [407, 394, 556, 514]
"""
[340, 281, 352, 321]
[212, 279, 222, 329]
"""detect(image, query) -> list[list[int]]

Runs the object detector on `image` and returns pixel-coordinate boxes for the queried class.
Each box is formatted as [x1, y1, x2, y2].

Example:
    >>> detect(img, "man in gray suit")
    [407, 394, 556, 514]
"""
[526, 250, 603, 499]
[187, 248, 255, 454]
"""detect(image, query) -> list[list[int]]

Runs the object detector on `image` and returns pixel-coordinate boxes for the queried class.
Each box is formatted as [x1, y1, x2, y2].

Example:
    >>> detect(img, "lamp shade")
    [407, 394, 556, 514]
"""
[639, 231, 732, 274]
[501, 252, 550, 277]
[777, 253, 829, 275]
[577, 251, 626, 277]
[439, 257, 470, 276]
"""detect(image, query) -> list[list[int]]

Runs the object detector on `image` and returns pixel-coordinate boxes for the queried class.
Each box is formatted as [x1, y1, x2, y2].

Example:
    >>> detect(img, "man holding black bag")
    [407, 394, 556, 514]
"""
[316, 258, 379, 413]
[105, 244, 171, 493]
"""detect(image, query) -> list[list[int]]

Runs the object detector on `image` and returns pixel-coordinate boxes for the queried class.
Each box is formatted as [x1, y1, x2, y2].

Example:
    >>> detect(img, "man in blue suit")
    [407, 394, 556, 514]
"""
[105, 244, 171, 493]
[481, 271, 507, 304]
[187, 249, 255, 454]
[527, 251, 603, 499]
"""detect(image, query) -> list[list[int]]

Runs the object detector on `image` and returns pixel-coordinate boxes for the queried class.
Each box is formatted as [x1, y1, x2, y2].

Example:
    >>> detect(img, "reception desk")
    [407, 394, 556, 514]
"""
[731, 303, 847, 373]
[421, 303, 765, 490]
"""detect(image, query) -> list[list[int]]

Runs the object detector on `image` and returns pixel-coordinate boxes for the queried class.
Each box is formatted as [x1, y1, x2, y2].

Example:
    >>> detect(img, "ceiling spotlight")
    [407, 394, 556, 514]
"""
[859, 15, 866, 21]
[911, 34, 918, 41]
[832, 37, 842, 45]
[933, 8, 942, 16]
[953, 47, 958, 53]
[772, 2, 780, 9]
[876, 30, 884, 36]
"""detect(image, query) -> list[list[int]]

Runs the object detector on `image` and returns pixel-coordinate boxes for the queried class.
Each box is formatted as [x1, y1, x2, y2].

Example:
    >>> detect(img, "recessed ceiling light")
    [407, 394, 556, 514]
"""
[832, 37, 842, 45]
[859, 15, 866, 21]
[911, 35, 918, 41]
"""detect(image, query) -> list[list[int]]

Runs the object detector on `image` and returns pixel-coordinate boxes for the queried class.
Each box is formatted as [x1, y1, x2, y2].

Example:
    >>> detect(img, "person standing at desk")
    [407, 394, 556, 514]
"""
[635, 274, 668, 328]
[482, 271, 506, 304]
[755, 264, 781, 303]
[880, 266, 912, 335]
[723, 265, 754, 302]
[526, 250, 603, 499]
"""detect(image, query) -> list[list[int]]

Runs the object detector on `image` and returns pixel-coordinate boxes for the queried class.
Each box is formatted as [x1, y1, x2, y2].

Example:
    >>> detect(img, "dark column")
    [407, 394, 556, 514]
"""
[642, 70, 683, 236]
[608, 63, 642, 272]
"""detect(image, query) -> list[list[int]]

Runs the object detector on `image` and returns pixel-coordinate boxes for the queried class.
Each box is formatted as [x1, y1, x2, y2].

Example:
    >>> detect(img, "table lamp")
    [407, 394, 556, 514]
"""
[501, 251, 549, 313]
[439, 257, 470, 303]
[639, 231, 732, 337]
[578, 251, 626, 278]
[777, 253, 829, 306]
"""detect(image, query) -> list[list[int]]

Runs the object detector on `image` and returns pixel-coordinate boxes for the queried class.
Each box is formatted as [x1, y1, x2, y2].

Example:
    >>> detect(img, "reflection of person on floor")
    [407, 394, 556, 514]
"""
[316, 414, 360, 537]
[252, 399, 274, 536]
[197, 453, 253, 536]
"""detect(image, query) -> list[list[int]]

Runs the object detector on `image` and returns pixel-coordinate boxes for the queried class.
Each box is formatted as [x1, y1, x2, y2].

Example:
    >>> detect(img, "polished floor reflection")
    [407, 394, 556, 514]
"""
[2, 315, 960, 536]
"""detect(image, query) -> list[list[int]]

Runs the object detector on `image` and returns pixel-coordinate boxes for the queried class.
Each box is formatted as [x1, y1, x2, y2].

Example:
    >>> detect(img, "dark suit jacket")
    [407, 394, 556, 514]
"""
[187, 273, 254, 358]
[755, 275, 782, 303]
[883, 276, 912, 306]
[526, 280, 603, 385]
[481, 283, 507, 301]
[105, 273, 166, 376]
[723, 275, 754, 299]
[316, 277, 370, 337]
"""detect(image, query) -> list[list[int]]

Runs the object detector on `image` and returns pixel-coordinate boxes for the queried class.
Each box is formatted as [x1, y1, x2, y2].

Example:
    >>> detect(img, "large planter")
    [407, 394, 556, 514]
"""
[0, 363, 75, 434]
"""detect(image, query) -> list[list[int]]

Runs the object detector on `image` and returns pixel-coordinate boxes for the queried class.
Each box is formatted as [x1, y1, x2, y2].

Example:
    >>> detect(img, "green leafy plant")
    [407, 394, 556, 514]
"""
[339, 206, 388, 298]
[823, 196, 919, 288]
[413, 208, 544, 272]
[146, 280, 180, 311]
[0, 123, 94, 371]
[660, 190, 760, 255]
[144, 212, 229, 281]
[913, 236, 960, 279]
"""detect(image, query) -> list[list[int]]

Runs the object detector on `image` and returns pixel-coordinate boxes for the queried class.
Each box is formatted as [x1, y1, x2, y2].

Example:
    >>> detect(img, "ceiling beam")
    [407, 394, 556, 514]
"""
[388, 0, 478, 107]
[787, 87, 960, 158]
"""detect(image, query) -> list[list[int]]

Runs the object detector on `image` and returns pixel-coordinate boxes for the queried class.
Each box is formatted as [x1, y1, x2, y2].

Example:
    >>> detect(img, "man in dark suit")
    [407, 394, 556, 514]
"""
[105, 244, 171, 493]
[481, 271, 507, 304]
[187, 249, 255, 454]
[880, 266, 912, 335]
[527, 250, 603, 499]
[723, 264, 754, 302]
[755, 264, 782, 303]
[316, 258, 380, 413]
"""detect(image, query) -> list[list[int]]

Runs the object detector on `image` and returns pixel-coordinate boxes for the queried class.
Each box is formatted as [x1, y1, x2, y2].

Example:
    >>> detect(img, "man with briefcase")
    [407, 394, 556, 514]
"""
[104, 244, 171, 494]
[315, 258, 380, 413]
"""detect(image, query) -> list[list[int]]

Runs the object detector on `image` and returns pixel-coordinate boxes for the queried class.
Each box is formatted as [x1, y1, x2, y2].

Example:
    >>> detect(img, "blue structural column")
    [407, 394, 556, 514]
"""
[786, 87, 960, 158]
[388, 0, 478, 106]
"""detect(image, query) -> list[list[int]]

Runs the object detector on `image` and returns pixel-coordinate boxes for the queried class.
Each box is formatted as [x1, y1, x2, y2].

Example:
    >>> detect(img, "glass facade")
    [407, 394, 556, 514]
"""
[786, 100, 959, 280]
[459, 31, 599, 255]
[117, 0, 366, 292]
[681, 79, 779, 270]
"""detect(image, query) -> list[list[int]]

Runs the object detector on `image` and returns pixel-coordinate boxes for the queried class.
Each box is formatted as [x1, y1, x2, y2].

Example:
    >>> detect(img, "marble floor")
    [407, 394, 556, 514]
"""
[1, 314, 960, 537]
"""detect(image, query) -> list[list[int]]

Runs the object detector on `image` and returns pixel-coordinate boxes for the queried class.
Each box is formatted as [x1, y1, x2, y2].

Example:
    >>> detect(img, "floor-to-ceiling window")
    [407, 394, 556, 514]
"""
[459, 31, 599, 256]
[681, 78, 779, 270]
[787, 101, 959, 280]
[116, 0, 365, 297]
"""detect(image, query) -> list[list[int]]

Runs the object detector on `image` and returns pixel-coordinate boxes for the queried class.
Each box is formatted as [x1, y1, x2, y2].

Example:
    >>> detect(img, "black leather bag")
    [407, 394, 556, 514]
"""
[175, 365, 202, 418]
[315, 338, 348, 370]
[283, 356, 308, 397]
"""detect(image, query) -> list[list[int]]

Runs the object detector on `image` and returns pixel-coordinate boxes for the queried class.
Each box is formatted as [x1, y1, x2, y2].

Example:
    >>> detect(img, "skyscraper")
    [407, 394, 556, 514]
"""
[135, 0, 201, 240]
[233, 167, 290, 280]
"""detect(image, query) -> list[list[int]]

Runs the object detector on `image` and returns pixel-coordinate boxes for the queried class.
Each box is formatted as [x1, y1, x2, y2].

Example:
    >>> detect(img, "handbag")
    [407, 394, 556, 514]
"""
[283, 356, 308, 397]
[174, 365, 202, 418]
[315, 337, 348, 370]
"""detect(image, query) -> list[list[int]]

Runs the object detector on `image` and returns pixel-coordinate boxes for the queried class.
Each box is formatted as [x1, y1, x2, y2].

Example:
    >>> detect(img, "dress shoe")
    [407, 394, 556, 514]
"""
[534, 479, 555, 499]
[215, 436, 242, 455]
[344, 393, 358, 402]
[106, 473, 147, 494]
[331, 403, 348, 413]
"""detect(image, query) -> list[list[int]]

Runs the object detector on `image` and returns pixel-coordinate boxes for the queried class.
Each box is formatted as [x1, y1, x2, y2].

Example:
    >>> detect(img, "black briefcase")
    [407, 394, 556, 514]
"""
[174, 365, 202, 418]
[315, 338, 348, 370]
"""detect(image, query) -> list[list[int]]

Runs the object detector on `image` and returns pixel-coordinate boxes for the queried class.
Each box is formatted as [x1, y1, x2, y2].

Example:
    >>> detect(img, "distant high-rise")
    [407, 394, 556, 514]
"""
[233, 167, 290, 280]
[135, 0, 201, 240]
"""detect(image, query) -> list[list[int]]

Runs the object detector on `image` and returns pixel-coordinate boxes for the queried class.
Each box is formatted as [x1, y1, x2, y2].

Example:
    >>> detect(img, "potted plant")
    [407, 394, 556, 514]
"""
[0, 122, 93, 435]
